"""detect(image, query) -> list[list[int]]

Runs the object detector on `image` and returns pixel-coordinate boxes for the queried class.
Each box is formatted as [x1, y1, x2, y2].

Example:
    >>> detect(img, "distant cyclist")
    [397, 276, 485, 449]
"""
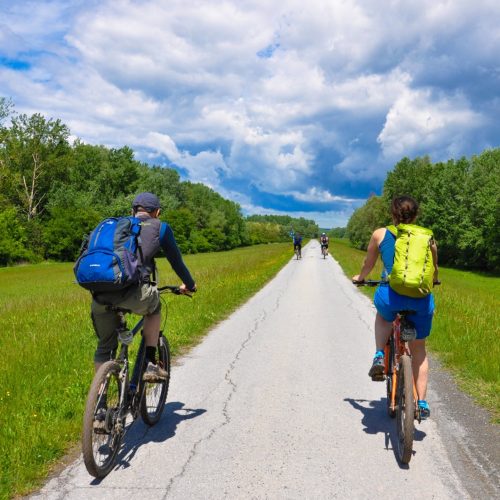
[352, 196, 438, 419]
[293, 232, 303, 258]
[320, 232, 329, 255]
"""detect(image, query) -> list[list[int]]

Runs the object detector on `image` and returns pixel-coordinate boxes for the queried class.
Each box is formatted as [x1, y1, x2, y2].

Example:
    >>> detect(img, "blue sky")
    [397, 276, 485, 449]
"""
[1, 0, 499, 227]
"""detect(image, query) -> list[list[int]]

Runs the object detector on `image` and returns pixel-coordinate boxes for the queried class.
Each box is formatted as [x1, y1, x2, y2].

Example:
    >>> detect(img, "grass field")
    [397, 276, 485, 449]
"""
[0, 243, 292, 500]
[330, 238, 500, 423]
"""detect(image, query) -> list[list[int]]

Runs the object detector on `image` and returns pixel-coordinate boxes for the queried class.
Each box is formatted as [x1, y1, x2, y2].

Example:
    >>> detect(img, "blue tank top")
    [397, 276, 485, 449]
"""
[379, 229, 395, 279]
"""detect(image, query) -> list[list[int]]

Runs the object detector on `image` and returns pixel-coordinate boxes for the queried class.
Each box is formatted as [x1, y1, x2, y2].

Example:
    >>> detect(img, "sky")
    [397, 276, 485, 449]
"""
[1, 0, 499, 228]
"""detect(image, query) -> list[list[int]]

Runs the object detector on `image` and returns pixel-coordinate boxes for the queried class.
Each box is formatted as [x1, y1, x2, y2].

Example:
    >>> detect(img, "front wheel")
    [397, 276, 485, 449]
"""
[396, 354, 415, 464]
[82, 361, 124, 478]
[141, 335, 170, 425]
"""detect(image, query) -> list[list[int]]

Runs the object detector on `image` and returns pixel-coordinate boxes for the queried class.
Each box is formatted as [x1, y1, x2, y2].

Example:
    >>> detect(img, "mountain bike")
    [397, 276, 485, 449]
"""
[82, 285, 191, 478]
[321, 245, 328, 259]
[353, 279, 426, 464]
[294, 245, 302, 260]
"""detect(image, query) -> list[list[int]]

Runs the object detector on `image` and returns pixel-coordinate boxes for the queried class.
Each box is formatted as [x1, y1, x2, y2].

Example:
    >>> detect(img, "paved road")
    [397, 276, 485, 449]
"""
[32, 241, 499, 499]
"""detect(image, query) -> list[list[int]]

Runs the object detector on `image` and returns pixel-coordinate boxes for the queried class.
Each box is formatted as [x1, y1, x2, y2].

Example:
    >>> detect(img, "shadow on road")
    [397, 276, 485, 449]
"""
[114, 401, 206, 473]
[344, 397, 426, 468]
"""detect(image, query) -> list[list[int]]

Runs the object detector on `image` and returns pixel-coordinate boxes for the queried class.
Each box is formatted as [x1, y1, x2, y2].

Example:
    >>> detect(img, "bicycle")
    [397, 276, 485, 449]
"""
[321, 245, 328, 259]
[294, 245, 302, 260]
[353, 279, 429, 464]
[82, 285, 190, 478]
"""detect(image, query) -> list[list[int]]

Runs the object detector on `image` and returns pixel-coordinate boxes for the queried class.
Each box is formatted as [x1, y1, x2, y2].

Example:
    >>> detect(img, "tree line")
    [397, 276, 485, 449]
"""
[345, 151, 500, 272]
[246, 214, 319, 244]
[0, 98, 318, 266]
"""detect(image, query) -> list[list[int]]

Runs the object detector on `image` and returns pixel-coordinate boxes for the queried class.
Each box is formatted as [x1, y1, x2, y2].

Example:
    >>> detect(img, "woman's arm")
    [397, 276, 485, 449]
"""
[431, 240, 439, 282]
[352, 228, 384, 282]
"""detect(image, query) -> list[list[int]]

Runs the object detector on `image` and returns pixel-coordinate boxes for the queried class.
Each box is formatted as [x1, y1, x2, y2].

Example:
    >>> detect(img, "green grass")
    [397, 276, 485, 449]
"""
[330, 238, 500, 422]
[0, 243, 292, 500]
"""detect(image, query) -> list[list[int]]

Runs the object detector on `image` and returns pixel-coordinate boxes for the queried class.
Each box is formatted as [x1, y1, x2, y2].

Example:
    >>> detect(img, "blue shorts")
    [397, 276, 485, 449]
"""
[374, 284, 435, 339]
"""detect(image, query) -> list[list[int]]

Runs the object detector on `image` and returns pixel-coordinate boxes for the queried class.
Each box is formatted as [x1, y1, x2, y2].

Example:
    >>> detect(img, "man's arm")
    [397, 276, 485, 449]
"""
[159, 222, 196, 291]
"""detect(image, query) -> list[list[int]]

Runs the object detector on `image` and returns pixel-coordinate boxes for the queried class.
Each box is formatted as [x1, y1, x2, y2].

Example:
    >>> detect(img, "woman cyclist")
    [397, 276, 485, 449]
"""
[352, 196, 438, 419]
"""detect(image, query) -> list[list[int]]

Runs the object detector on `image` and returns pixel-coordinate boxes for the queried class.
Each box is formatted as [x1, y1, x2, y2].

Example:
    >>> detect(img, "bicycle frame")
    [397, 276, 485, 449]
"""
[112, 285, 188, 425]
[114, 315, 147, 430]
[386, 314, 419, 421]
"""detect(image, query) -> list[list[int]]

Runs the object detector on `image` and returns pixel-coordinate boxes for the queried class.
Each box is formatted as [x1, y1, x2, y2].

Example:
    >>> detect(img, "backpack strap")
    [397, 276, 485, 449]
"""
[129, 216, 146, 279]
[386, 224, 397, 236]
[382, 225, 398, 281]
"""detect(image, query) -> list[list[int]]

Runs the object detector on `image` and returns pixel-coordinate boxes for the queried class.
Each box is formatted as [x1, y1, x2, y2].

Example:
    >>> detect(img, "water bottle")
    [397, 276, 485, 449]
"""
[117, 327, 133, 345]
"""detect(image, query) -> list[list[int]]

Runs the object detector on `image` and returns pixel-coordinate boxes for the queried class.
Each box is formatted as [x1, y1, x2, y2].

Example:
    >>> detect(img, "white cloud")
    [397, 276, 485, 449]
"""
[287, 187, 359, 204]
[143, 131, 228, 187]
[377, 89, 484, 160]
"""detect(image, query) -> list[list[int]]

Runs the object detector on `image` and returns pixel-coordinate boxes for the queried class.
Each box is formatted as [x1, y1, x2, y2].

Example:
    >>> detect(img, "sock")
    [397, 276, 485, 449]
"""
[375, 350, 384, 358]
[146, 346, 157, 364]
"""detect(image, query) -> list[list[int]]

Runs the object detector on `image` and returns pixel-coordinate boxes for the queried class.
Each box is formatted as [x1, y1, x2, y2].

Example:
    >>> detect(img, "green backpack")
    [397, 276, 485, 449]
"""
[386, 224, 435, 298]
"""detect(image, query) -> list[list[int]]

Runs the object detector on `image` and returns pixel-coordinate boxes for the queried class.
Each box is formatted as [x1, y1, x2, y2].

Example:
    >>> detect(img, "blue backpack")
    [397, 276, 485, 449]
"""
[74, 216, 143, 293]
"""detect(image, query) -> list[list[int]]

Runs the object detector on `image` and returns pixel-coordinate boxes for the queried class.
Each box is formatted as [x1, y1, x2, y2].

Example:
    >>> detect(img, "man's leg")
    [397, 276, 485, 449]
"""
[142, 312, 168, 381]
[143, 312, 161, 348]
[91, 300, 120, 372]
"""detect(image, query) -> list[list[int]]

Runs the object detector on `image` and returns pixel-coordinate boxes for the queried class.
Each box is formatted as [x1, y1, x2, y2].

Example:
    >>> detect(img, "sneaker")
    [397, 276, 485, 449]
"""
[418, 400, 431, 420]
[143, 361, 168, 382]
[368, 354, 385, 381]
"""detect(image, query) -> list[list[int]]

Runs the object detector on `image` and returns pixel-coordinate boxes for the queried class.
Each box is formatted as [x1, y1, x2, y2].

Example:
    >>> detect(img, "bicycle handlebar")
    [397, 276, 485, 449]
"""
[352, 279, 381, 287]
[352, 279, 441, 287]
[158, 285, 195, 297]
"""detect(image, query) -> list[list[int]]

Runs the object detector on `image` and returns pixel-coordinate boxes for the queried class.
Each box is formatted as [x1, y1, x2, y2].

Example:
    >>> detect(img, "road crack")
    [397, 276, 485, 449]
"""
[162, 275, 289, 498]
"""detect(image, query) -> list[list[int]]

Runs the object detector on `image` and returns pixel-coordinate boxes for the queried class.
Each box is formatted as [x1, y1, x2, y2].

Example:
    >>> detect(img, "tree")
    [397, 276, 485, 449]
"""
[0, 206, 35, 265]
[463, 150, 500, 271]
[346, 196, 389, 249]
[2, 113, 71, 220]
[328, 227, 347, 238]
[383, 156, 433, 205]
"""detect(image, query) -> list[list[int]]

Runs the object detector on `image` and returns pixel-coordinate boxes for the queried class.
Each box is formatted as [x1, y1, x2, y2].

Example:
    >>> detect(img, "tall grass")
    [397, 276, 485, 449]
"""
[330, 238, 500, 422]
[0, 243, 292, 499]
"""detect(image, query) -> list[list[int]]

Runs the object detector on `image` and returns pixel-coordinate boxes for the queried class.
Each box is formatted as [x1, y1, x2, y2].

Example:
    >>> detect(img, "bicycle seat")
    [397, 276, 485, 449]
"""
[399, 314, 417, 342]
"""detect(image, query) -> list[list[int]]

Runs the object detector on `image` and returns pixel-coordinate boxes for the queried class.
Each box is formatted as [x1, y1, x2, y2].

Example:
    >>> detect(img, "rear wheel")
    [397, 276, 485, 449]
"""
[396, 354, 415, 464]
[82, 361, 124, 478]
[141, 335, 170, 425]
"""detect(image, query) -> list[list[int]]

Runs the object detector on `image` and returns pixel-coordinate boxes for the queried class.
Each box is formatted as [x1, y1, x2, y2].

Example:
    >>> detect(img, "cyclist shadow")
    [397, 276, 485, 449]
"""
[114, 401, 206, 474]
[344, 397, 426, 469]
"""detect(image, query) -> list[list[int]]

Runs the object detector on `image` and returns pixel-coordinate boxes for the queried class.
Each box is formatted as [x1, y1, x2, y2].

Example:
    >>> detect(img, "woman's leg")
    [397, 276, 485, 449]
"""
[375, 312, 393, 351]
[409, 339, 428, 400]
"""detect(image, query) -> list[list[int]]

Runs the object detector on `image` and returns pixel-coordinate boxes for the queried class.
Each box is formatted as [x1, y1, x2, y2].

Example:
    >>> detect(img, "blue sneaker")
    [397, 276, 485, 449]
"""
[368, 353, 385, 381]
[418, 400, 431, 420]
